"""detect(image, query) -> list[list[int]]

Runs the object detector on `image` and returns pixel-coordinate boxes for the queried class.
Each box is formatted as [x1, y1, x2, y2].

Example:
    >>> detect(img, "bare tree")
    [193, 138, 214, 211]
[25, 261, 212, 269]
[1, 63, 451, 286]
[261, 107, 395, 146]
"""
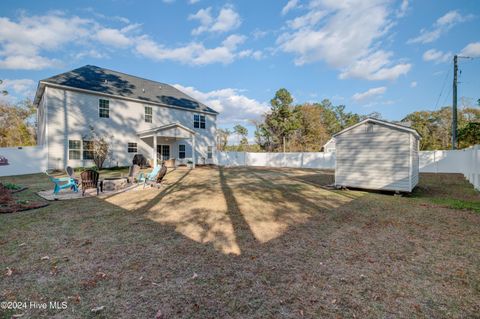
[83, 126, 112, 169]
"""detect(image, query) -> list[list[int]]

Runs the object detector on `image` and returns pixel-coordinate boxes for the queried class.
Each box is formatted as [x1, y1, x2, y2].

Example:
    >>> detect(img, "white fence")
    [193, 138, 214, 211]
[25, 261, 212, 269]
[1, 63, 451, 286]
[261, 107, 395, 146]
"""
[0, 145, 478, 190]
[0, 146, 47, 177]
[217, 152, 335, 169]
[218, 146, 480, 190]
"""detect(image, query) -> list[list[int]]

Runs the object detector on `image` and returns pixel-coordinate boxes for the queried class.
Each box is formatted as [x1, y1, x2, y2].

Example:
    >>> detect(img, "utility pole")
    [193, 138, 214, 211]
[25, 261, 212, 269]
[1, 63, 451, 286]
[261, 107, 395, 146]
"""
[452, 54, 458, 150]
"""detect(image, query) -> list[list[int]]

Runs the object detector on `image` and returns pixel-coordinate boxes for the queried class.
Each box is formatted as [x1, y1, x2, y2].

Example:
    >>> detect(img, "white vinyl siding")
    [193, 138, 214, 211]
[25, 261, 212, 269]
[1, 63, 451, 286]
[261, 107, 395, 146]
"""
[335, 121, 419, 192]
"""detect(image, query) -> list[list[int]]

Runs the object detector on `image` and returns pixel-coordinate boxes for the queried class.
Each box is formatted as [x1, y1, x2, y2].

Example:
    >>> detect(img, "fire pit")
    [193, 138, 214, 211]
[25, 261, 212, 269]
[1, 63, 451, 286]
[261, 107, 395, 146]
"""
[102, 177, 128, 192]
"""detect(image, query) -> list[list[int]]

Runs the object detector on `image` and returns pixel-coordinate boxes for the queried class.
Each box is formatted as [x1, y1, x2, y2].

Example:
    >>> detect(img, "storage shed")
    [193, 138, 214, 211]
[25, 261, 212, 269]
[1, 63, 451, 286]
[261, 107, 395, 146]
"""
[334, 118, 420, 192]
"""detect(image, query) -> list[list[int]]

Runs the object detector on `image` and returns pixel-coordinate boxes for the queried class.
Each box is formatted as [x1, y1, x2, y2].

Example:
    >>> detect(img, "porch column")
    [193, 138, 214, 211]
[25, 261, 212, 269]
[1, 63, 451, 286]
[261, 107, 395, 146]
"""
[153, 134, 158, 167]
[192, 133, 196, 169]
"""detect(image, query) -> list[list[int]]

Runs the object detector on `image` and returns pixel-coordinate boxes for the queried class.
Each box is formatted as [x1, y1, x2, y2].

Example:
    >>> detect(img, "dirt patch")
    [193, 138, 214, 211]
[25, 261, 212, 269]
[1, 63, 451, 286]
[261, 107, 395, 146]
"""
[0, 183, 48, 213]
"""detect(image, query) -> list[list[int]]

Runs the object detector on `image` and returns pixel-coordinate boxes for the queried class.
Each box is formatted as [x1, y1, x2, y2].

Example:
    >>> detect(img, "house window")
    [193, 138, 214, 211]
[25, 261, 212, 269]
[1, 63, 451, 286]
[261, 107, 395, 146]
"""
[179, 144, 186, 159]
[68, 140, 81, 160]
[207, 146, 213, 159]
[128, 143, 137, 153]
[99, 99, 109, 118]
[83, 140, 94, 160]
[194, 114, 206, 129]
[366, 123, 374, 133]
[145, 106, 152, 123]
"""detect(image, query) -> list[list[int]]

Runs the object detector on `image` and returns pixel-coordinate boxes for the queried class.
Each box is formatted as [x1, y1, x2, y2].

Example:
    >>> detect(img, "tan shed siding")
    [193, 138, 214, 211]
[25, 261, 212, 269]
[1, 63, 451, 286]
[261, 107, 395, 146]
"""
[411, 136, 420, 189]
[335, 122, 412, 192]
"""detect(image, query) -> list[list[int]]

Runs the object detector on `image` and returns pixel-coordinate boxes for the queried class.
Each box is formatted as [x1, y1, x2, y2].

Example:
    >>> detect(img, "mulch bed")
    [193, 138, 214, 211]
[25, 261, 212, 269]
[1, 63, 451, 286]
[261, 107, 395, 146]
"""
[0, 183, 48, 214]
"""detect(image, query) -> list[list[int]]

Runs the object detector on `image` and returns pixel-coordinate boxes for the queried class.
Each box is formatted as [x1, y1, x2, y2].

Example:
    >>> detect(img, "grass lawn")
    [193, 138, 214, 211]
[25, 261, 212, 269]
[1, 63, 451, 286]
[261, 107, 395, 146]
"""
[1, 167, 479, 318]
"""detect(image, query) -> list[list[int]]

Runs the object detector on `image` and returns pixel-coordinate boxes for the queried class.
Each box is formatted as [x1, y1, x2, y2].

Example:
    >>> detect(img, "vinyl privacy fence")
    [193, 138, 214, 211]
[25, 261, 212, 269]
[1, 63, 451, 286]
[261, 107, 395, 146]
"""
[0, 146, 47, 177]
[217, 145, 480, 190]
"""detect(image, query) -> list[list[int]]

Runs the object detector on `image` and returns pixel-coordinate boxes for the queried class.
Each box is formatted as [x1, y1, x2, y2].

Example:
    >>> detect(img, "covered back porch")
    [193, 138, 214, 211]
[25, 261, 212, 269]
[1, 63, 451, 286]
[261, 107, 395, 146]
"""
[137, 123, 196, 168]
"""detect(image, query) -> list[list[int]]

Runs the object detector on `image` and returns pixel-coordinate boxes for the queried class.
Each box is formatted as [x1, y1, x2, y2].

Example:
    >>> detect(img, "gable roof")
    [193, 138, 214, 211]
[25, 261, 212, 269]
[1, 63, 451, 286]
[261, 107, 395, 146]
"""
[136, 122, 196, 137]
[34, 65, 218, 114]
[333, 118, 421, 139]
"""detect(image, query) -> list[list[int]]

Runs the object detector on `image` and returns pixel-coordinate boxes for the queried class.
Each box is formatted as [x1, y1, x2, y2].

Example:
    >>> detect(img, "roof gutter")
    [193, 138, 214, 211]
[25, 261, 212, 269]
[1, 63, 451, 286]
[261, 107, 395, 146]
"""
[37, 81, 219, 116]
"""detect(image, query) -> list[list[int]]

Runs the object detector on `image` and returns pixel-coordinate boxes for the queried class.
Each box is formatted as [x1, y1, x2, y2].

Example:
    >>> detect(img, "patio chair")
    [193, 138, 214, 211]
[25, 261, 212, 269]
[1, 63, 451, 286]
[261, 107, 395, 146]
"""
[80, 169, 100, 196]
[46, 171, 78, 195]
[127, 164, 140, 183]
[137, 164, 165, 188]
[65, 166, 79, 189]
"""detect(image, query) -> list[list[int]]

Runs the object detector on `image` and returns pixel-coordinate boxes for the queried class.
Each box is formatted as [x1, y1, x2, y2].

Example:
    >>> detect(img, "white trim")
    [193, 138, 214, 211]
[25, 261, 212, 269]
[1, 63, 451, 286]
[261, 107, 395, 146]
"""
[37, 82, 218, 116]
[137, 122, 196, 137]
[333, 118, 421, 139]
[45, 87, 49, 168]
[409, 134, 413, 191]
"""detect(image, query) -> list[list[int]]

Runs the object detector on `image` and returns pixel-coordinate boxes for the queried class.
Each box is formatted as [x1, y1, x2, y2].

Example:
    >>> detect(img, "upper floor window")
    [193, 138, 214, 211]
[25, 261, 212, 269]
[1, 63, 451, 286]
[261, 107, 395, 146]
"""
[99, 99, 109, 118]
[68, 140, 81, 160]
[145, 106, 152, 123]
[194, 114, 206, 129]
[179, 144, 186, 159]
[128, 143, 138, 153]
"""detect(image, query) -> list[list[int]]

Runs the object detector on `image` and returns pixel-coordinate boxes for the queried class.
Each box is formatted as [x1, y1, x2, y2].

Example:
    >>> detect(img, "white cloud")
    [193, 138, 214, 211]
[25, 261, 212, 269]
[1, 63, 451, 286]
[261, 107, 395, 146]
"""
[189, 6, 241, 35]
[0, 79, 35, 96]
[95, 28, 132, 48]
[287, 9, 327, 29]
[396, 0, 409, 17]
[410, 81, 417, 88]
[0, 12, 254, 70]
[135, 34, 247, 65]
[408, 10, 472, 44]
[340, 50, 411, 81]
[173, 84, 268, 124]
[74, 49, 108, 60]
[189, 0, 200, 3]
[0, 13, 90, 69]
[282, 0, 300, 16]
[0, 78, 36, 102]
[352, 86, 387, 103]
[422, 49, 451, 63]
[238, 49, 263, 60]
[277, 0, 410, 81]
[460, 42, 480, 57]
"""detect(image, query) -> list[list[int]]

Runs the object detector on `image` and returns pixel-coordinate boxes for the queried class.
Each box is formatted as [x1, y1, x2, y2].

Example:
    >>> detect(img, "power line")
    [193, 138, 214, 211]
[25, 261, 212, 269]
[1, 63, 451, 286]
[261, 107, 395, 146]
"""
[434, 66, 451, 110]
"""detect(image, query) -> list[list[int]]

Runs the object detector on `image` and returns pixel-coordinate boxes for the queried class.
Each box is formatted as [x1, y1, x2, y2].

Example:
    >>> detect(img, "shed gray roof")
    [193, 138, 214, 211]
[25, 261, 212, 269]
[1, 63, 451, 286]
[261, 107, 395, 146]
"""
[34, 65, 218, 114]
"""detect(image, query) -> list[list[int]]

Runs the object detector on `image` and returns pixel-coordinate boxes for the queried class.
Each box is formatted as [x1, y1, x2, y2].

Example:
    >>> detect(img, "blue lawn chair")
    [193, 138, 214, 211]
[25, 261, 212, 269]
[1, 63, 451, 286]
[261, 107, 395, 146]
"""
[137, 165, 161, 188]
[46, 172, 78, 195]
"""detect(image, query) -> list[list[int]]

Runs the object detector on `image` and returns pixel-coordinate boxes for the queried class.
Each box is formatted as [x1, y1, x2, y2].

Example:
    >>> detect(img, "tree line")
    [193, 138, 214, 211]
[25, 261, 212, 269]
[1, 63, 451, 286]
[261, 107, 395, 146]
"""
[218, 88, 480, 152]
[1, 86, 478, 151]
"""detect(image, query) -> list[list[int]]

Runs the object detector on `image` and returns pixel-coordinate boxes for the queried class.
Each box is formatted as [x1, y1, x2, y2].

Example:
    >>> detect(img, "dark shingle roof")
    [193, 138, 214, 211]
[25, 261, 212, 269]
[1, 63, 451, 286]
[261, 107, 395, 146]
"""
[39, 65, 218, 114]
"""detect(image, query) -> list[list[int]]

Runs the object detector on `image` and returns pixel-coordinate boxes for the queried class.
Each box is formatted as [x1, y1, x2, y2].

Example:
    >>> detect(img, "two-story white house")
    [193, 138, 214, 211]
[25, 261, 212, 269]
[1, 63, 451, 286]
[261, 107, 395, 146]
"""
[33, 65, 218, 170]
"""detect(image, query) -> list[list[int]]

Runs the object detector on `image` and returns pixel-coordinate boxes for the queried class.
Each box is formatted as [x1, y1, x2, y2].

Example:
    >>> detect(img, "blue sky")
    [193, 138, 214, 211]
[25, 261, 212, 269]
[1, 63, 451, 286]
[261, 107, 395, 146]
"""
[1, 0, 479, 140]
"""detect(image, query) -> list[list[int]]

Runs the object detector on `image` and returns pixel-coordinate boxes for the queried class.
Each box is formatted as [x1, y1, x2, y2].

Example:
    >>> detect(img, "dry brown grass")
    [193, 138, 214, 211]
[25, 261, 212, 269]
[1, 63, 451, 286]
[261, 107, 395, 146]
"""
[0, 167, 479, 318]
